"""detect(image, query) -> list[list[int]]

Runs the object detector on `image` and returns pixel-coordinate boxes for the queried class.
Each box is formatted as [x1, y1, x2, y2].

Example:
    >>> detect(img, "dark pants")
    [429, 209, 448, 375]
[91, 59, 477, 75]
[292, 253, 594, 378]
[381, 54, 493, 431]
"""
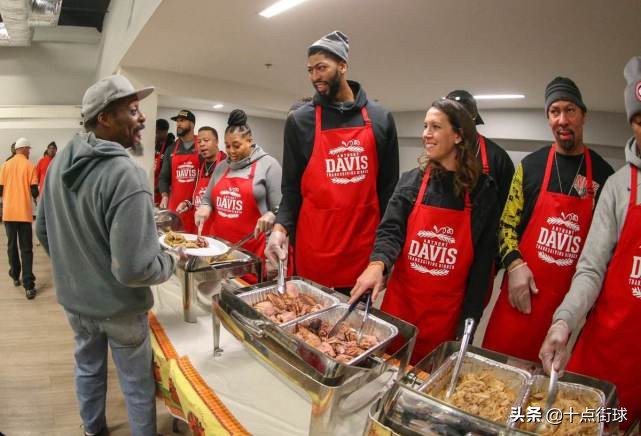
[5, 221, 35, 289]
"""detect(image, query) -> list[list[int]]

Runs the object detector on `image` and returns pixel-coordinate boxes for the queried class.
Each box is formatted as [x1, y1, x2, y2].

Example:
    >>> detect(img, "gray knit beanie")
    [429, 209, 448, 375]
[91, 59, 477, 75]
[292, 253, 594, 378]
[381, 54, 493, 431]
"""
[308, 31, 349, 62]
[544, 76, 586, 114]
[624, 56, 641, 122]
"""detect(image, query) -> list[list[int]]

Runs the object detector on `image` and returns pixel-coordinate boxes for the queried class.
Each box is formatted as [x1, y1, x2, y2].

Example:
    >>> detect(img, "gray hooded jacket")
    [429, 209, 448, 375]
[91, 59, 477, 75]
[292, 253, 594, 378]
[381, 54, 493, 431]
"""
[36, 132, 175, 318]
[554, 138, 638, 331]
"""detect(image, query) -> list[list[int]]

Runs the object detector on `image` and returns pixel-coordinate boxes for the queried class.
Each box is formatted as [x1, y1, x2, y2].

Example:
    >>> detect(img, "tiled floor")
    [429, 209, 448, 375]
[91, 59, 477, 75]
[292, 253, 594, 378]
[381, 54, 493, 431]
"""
[0, 224, 180, 436]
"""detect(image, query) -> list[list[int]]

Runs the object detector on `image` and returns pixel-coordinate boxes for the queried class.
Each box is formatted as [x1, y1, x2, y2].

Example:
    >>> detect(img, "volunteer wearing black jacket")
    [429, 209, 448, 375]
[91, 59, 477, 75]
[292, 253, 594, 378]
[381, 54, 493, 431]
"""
[483, 77, 614, 362]
[265, 31, 399, 293]
[350, 99, 499, 363]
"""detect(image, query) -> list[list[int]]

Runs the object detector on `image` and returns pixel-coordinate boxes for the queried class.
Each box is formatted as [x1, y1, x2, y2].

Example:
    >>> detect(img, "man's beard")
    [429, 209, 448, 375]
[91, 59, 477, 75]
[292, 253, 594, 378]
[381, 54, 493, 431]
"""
[177, 127, 188, 137]
[556, 130, 578, 152]
[315, 70, 342, 100]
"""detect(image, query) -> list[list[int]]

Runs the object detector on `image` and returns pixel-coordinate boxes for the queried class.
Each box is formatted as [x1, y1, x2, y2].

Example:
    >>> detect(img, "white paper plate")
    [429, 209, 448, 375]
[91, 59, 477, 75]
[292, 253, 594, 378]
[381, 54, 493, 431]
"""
[159, 233, 228, 257]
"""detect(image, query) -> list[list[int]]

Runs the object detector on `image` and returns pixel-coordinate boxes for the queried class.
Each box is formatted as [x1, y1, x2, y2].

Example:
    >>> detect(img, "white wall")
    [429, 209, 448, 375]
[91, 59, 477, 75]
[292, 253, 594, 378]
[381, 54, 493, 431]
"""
[96, 0, 163, 79]
[157, 107, 286, 163]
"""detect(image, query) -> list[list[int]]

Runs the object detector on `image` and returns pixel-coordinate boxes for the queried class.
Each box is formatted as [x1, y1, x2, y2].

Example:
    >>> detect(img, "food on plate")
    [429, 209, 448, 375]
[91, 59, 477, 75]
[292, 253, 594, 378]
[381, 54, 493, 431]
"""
[252, 282, 325, 324]
[164, 231, 209, 249]
[522, 388, 600, 435]
[294, 318, 379, 364]
[430, 370, 516, 423]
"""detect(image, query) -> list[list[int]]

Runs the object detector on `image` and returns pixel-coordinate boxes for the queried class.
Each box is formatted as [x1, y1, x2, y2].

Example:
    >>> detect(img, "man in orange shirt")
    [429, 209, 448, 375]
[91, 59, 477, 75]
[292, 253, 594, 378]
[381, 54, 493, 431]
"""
[0, 137, 39, 298]
[35, 141, 57, 194]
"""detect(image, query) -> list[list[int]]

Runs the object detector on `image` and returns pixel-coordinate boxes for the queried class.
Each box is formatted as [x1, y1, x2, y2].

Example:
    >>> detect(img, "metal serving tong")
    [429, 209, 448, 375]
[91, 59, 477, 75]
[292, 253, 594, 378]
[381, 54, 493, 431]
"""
[327, 290, 372, 339]
[356, 291, 372, 342]
[276, 257, 286, 294]
[445, 318, 475, 400]
[536, 365, 559, 433]
[210, 231, 254, 262]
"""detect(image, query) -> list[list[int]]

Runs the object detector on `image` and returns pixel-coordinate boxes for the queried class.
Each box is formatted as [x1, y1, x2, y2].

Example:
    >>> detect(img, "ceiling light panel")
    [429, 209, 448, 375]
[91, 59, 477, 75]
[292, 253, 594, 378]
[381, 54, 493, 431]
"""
[259, 0, 310, 18]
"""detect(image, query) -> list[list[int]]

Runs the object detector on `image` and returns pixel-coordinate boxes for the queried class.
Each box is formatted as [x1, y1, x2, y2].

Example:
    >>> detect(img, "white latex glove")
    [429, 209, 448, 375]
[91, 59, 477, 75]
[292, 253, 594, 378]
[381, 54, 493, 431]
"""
[176, 201, 189, 214]
[507, 261, 538, 314]
[194, 205, 212, 232]
[265, 228, 288, 267]
[539, 319, 571, 374]
[254, 211, 276, 237]
[159, 195, 169, 210]
[348, 262, 386, 304]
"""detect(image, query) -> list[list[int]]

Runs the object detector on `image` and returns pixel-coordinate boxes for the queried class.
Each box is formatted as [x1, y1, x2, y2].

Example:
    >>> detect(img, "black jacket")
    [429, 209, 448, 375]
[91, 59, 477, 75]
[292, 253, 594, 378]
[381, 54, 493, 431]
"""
[479, 135, 514, 211]
[371, 168, 500, 335]
[275, 80, 399, 243]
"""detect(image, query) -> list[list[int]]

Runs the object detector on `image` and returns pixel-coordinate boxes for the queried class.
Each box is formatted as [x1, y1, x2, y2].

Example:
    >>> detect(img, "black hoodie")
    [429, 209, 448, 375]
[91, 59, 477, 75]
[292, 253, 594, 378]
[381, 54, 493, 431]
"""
[276, 80, 399, 243]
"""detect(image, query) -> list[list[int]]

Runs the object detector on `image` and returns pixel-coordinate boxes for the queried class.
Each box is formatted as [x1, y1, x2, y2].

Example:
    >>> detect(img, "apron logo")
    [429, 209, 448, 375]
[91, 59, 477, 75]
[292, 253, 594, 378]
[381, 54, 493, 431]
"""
[537, 211, 582, 266]
[629, 256, 641, 299]
[325, 139, 369, 185]
[216, 187, 243, 219]
[176, 162, 197, 183]
[408, 226, 457, 276]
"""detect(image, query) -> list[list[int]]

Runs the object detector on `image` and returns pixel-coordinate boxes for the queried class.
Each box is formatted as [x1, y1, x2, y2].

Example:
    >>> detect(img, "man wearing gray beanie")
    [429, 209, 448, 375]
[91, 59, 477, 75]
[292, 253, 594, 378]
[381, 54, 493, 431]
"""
[483, 76, 614, 362]
[266, 31, 399, 294]
[538, 56, 641, 429]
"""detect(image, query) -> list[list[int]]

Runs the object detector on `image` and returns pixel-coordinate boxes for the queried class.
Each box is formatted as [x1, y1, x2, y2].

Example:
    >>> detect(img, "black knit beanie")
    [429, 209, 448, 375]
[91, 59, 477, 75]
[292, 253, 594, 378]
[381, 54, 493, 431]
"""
[544, 76, 586, 114]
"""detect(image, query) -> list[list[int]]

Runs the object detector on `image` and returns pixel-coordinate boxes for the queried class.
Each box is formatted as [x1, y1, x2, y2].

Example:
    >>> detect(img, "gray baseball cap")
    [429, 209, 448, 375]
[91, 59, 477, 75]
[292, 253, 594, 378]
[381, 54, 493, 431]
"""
[81, 75, 154, 121]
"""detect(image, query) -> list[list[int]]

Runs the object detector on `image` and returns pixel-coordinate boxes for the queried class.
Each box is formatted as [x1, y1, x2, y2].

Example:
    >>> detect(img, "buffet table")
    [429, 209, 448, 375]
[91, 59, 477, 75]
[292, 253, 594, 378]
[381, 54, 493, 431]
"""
[151, 275, 312, 435]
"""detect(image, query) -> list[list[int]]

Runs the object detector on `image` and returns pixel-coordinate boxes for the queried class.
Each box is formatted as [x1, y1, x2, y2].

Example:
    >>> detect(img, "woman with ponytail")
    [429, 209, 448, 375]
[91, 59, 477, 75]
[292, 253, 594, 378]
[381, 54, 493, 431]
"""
[195, 109, 283, 280]
[349, 99, 499, 363]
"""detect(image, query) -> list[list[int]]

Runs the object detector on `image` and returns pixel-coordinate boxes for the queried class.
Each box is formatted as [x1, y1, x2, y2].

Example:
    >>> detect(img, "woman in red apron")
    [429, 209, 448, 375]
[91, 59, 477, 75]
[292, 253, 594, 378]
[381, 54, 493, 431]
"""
[194, 110, 286, 281]
[168, 137, 200, 233]
[483, 146, 594, 362]
[350, 99, 500, 363]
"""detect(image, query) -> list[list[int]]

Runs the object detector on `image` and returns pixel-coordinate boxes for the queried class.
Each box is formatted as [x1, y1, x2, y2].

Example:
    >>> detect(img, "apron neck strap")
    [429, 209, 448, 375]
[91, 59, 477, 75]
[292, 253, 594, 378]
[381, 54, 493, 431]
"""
[631, 165, 639, 209]
[477, 135, 489, 175]
[314, 105, 371, 136]
[416, 167, 471, 209]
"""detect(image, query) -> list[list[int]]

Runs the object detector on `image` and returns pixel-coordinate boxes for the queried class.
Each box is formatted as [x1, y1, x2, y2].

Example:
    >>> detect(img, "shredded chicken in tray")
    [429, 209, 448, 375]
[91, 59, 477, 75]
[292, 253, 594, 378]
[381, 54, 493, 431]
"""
[294, 318, 379, 364]
[164, 231, 208, 249]
[523, 389, 600, 435]
[432, 370, 516, 423]
[252, 282, 326, 324]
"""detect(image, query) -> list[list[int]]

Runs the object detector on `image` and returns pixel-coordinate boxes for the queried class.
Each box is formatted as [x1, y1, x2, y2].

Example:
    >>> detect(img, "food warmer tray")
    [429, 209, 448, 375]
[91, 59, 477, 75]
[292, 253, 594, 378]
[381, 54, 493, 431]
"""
[212, 276, 418, 436]
[364, 341, 620, 436]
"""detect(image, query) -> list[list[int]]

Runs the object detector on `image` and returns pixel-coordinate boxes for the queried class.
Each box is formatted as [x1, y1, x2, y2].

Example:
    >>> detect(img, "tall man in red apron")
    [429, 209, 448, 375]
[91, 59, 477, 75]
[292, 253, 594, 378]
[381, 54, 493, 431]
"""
[154, 119, 174, 205]
[483, 77, 614, 362]
[264, 31, 399, 293]
[176, 126, 225, 235]
[539, 56, 641, 430]
[159, 109, 200, 233]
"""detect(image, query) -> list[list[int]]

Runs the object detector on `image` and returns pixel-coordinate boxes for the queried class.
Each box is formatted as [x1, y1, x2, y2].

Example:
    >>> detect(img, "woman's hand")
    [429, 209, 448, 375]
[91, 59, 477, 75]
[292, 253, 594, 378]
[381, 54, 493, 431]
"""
[348, 262, 386, 304]
[255, 211, 276, 237]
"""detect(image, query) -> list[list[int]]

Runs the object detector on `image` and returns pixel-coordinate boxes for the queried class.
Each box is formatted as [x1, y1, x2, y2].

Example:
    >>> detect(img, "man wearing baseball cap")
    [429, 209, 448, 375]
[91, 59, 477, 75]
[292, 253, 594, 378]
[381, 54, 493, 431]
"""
[36, 74, 176, 436]
[265, 30, 399, 294]
[0, 137, 38, 298]
[158, 109, 204, 233]
[539, 56, 641, 430]
[483, 76, 614, 362]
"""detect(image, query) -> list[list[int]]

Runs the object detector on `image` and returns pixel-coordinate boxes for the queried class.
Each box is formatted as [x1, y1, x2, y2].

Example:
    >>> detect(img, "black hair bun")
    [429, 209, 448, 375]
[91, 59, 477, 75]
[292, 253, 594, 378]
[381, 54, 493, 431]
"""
[227, 109, 248, 127]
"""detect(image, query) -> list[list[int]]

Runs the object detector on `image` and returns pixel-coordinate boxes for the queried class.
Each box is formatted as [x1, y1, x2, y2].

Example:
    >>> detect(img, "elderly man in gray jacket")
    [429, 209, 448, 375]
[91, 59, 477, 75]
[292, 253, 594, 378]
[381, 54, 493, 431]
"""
[36, 75, 176, 436]
[539, 56, 641, 430]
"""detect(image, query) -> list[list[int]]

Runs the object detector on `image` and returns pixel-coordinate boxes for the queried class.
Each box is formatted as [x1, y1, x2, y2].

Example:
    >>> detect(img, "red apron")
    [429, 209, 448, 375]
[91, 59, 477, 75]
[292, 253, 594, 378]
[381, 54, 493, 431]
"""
[483, 146, 594, 362]
[382, 168, 474, 363]
[211, 162, 265, 260]
[169, 138, 200, 233]
[477, 135, 497, 308]
[154, 140, 168, 205]
[36, 155, 53, 194]
[295, 105, 380, 288]
[567, 166, 641, 430]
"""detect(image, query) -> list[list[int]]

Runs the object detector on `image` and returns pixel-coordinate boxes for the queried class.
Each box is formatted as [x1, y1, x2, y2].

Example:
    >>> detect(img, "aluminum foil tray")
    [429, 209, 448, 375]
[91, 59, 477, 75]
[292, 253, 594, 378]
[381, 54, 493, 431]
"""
[236, 279, 340, 325]
[421, 351, 532, 426]
[518, 375, 605, 435]
[282, 303, 399, 366]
